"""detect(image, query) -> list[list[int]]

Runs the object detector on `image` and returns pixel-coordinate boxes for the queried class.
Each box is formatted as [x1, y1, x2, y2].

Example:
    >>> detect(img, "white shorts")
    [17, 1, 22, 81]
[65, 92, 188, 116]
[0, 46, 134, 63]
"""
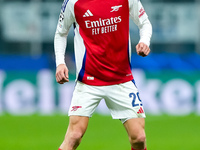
[68, 80, 146, 123]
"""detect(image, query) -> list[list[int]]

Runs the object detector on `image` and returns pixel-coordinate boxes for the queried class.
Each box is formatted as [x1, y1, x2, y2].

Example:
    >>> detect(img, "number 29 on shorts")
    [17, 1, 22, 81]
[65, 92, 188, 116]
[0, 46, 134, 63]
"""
[129, 92, 143, 107]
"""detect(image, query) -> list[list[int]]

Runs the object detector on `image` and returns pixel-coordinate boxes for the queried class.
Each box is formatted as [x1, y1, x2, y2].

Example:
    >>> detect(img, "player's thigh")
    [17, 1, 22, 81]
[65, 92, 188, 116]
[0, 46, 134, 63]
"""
[123, 118, 145, 139]
[67, 116, 89, 135]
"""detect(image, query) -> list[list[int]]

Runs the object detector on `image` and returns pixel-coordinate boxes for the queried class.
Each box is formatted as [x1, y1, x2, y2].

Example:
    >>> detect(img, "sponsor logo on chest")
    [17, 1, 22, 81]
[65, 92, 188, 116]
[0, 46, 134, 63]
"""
[82, 5, 123, 35]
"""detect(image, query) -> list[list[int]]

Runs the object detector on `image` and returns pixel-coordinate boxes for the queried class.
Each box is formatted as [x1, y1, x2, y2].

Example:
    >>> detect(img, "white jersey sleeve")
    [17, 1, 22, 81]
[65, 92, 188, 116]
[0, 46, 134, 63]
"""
[54, 0, 76, 67]
[129, 0, 152, 46]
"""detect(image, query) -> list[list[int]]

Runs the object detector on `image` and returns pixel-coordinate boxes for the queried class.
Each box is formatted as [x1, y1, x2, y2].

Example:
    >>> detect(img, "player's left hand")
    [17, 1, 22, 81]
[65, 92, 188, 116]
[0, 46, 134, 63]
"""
[136, 42, 150, 57]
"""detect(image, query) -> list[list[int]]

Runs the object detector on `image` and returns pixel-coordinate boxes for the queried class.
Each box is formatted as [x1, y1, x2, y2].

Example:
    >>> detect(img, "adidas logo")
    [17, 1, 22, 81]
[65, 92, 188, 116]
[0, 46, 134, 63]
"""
[137, 107, 144, 114]
[83, 9, 93, 17]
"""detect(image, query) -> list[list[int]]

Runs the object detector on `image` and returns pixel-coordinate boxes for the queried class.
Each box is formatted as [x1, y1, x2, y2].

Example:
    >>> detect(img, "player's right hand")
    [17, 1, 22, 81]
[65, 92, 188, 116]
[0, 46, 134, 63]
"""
[56, 64, 69, 84]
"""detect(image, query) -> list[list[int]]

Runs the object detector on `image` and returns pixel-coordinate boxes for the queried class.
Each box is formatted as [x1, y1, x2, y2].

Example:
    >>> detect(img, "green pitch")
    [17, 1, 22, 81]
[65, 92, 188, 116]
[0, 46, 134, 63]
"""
[0, 114, 199, 150]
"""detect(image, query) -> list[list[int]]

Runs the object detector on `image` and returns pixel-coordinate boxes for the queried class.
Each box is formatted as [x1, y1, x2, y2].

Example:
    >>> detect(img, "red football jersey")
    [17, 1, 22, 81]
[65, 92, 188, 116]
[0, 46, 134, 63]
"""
[55, 0, 151, 86]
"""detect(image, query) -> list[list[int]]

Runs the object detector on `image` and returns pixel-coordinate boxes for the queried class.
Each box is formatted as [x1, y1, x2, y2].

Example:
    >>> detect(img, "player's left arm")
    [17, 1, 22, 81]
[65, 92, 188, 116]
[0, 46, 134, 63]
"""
[129, 0, 152, 57]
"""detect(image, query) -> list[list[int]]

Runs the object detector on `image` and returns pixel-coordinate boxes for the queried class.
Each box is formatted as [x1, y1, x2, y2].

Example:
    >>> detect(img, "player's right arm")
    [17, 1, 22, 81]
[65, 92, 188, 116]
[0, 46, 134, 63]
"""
[54, 0, 75, 84]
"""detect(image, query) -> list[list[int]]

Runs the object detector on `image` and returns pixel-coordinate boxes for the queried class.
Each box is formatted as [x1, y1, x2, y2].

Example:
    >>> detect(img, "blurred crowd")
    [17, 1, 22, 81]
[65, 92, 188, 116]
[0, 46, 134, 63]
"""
[0, 0, 199, 56]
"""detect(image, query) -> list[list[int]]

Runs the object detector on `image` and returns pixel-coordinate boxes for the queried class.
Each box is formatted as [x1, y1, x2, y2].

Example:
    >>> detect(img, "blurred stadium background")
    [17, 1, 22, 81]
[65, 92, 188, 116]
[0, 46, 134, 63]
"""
[0, 0, 200, 150]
